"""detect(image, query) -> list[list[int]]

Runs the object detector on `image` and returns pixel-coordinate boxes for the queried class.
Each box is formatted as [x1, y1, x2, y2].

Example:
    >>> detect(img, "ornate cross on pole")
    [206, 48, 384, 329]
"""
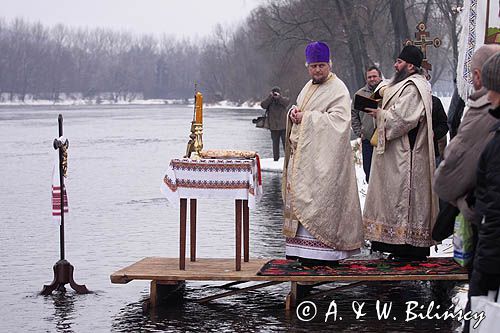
[404, 22, 441, 76]
[41, 114, 90, 296]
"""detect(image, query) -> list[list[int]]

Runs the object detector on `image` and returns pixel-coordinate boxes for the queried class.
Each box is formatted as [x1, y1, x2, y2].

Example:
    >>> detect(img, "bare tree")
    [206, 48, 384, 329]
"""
[390, 0, 411, 60]
[434, 0, 462, 80]
[0, 1, 460, 104]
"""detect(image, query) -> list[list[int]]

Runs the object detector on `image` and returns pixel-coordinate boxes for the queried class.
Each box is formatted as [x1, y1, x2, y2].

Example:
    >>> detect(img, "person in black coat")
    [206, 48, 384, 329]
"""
[431, 95, 449, 165]
[448, 83, 466, 139]
[464, 51, 500, 333]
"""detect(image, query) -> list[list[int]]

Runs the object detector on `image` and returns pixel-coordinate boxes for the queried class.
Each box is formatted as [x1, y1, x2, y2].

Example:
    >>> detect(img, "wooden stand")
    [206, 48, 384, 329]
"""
[41, 259, 90, 295]
[41, 114, 89, 295]
[179, 198, 250, 271]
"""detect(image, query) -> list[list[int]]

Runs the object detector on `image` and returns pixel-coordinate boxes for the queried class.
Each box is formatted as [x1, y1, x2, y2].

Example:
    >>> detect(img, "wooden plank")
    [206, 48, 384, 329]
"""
[218, 281, 249, 289]
[286, 282, 298, 310]
[110, 257, 469, 284]
[149, 280, 184, 308]
[235, 200, 242, 271]
[190, 199, 197, 262]
[150, 280, 158, 307]
[243, 201, 249, 262]
[197, 281, 283, 304]
[179, 199, 187, 270]
[304, 281, 367, 301]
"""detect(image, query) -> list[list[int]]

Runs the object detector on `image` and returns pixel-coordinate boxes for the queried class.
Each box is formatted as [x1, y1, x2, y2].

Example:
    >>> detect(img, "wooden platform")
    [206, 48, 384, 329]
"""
[111, 257, 269, 284]
[111, 257, 468, 283]
[110, 257, 468, 310]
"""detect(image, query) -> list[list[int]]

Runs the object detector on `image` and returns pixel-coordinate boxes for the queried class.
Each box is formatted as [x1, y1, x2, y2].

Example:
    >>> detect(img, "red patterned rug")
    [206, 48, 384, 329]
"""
[257, 258, 467, 276]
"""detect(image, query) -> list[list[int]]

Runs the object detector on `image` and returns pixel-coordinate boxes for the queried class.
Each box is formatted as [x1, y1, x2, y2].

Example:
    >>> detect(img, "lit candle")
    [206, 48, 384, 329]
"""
[195, 92, 203, 124]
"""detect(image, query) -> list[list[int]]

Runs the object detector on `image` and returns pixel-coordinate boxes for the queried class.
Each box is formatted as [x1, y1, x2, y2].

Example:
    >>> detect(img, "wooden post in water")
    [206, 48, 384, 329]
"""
[41, 114, 90, 295]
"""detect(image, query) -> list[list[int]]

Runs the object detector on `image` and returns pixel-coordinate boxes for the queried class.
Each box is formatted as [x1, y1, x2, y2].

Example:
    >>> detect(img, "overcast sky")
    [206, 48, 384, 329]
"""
[1, 0, 264, 38]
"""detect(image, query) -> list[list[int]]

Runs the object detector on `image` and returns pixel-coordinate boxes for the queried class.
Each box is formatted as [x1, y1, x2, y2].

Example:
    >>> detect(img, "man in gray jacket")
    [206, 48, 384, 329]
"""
[351, 66, 382, 182]
[260, 86, 289, 161]
[433, 45, 500, 226]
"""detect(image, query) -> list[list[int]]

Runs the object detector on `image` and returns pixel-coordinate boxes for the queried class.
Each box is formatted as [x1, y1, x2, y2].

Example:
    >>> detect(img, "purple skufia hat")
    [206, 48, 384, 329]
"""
[305, 41, 330, 64]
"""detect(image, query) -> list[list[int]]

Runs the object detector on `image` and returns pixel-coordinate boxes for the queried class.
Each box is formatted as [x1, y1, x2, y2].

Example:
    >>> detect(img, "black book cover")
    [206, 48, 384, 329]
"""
[354, 94, 379, 112]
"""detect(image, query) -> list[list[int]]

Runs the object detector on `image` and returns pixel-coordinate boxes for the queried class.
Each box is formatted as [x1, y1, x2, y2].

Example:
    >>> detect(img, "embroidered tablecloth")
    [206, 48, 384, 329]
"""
[161, 158, 262, 208]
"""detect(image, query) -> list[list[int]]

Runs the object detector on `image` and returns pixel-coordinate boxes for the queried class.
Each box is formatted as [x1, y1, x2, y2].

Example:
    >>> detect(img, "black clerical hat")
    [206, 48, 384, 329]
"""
[398, 45, 423, 68]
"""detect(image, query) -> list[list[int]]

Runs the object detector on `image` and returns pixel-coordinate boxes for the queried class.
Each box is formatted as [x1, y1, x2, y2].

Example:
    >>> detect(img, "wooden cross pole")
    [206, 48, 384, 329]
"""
[41, 114, 90, 295]
[404, 22, 441, 77]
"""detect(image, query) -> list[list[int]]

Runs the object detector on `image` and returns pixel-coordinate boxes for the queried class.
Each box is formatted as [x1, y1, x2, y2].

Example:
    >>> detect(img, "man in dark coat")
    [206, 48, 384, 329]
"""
[447, 84, 466, 139]
[351, 66, 382, 182]
[464, 51, 500, 333]
[431, 95, 449, 165]
[260, 86, 289, 161]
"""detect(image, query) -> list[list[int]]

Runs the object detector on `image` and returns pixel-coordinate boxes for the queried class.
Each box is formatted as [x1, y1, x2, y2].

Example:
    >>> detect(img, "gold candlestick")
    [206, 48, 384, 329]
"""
[191, 123, 203, 159]
[185, 90, 204, 159]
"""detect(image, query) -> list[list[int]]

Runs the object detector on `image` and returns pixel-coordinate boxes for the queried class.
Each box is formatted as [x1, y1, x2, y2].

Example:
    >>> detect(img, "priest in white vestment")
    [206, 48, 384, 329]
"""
[282, 41, 363, 267]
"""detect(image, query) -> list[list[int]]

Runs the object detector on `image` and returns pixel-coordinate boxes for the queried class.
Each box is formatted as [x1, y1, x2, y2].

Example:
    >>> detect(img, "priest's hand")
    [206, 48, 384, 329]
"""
[290, 106, 303, 124]
[365, 107, 381, 119]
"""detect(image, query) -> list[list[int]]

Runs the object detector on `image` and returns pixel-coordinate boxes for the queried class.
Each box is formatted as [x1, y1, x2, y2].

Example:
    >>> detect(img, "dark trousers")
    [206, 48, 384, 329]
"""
[361, 139, 373, 183]
[271, 129, 286, 161]
[371, 241, 430, 258]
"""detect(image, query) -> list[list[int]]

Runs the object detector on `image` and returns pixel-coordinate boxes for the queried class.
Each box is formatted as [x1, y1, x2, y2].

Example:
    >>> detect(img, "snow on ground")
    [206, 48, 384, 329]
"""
[0, 95, 262, 108]
[0, 97, 187, 106]
[260, 157, 284, 173]
[205, 100, 261, 109]
[0, 95, 454, 110]
[440, 96, 452, 113]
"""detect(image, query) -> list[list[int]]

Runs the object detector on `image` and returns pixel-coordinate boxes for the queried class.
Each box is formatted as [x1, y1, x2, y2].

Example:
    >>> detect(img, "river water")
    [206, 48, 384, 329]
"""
[0, 105, 465, 332]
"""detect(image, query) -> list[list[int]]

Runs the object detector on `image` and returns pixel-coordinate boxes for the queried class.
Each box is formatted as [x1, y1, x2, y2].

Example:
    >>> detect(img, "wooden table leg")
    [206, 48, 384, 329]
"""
[235, 199, 242, 271]
[243, 200, 249, 262]
[179, 198, 187, 270]
[190, 198, 197, 262]
[286, 282, 298, 311]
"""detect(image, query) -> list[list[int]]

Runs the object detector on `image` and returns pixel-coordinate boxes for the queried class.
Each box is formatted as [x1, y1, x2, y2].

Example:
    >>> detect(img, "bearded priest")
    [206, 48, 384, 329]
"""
[363, 45, 437, 261]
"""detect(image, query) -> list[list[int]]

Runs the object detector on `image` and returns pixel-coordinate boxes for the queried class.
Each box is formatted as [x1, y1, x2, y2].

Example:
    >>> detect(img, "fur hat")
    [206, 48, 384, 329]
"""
[271, 86, 281, 93]
[481, 52, 500, 93]
[398, 45, 423, 68]
[305, 41, 330, 64]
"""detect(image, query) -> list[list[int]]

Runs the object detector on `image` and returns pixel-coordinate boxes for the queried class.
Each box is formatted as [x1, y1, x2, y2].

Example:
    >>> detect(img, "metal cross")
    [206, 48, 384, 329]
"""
[404, 22, 441, 73]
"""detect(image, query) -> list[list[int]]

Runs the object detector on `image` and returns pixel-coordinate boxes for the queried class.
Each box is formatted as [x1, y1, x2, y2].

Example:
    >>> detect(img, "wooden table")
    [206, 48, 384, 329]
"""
[161, 158, 262, 271]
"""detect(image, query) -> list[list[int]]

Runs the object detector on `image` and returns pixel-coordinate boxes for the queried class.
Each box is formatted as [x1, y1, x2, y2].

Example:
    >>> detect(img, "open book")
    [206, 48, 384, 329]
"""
[354, 94, 379, 112]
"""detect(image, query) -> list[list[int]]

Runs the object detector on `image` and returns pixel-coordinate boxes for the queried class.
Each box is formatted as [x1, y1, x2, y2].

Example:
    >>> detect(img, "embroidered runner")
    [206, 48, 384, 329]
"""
[456, 0, 490, 100]
[52, 146, 68, 223]
[161, 157, 262, 208]
[257, 258, 467, 276]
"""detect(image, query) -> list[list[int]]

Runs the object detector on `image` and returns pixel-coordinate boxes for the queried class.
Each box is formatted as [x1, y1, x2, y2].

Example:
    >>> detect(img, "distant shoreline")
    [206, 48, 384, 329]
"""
[0, 98, 262, 109]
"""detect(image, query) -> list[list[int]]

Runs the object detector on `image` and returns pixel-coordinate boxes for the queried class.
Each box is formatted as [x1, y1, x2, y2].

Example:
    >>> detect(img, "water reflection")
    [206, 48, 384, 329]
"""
[112, 283, 290, 332]
[110, 280, 464, 332]
[47, 292, 76, 333]
[252, 172, 285, 258]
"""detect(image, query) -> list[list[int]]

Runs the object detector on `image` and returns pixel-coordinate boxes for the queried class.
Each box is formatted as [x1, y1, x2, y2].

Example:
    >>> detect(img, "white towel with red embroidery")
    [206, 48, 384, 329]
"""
[52, 138, 68, 223]
[160, 156, 263, 209]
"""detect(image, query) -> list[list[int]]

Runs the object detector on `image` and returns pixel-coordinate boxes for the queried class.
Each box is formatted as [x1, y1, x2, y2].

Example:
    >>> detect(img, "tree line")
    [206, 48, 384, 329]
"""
[0, 0, 462, 104]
